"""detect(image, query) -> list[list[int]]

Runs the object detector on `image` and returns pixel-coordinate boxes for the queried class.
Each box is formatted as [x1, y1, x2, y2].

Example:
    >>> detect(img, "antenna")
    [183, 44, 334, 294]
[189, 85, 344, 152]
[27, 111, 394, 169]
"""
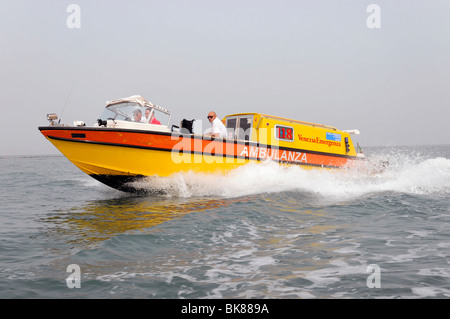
[60, 80, 75, 121]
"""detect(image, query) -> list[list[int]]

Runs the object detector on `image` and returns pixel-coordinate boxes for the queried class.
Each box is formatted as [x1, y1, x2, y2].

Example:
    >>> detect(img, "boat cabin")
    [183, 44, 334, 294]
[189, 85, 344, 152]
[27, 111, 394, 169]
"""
[223, 113, 360, 157]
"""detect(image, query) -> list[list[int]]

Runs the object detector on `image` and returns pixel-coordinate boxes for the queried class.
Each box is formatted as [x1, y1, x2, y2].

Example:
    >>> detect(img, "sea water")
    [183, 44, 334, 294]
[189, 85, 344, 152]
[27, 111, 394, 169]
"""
[0, 145, 449, 299]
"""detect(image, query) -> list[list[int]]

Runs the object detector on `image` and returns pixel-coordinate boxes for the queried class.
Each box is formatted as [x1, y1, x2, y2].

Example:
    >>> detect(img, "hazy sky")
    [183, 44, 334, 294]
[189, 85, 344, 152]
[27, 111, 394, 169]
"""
[1, 0, 449, 156]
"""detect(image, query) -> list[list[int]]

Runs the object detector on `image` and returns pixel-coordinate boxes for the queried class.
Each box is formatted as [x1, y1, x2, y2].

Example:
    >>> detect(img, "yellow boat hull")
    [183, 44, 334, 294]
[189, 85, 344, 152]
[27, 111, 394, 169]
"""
[48, 136, 250, 176]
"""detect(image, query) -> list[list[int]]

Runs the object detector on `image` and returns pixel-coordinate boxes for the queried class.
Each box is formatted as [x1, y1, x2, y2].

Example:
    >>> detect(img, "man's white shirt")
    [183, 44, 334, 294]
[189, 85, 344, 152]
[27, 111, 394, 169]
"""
[211, 117, 228, 138]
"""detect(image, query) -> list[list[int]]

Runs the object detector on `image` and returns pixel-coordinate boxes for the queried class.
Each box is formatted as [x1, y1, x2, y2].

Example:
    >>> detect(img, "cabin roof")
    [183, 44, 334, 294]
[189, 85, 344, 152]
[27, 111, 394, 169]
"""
[106, 95, 170, 115]
[224, 112, 337, 130]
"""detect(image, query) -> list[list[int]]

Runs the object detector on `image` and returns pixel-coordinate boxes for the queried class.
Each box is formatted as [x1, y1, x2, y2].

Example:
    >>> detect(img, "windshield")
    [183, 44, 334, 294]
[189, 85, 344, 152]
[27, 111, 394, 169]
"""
[98, 102, 169, 125]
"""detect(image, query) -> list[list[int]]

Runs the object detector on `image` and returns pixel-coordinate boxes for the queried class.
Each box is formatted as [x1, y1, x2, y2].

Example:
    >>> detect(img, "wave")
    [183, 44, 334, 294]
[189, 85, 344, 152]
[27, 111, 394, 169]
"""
[128, 151, 450, 200]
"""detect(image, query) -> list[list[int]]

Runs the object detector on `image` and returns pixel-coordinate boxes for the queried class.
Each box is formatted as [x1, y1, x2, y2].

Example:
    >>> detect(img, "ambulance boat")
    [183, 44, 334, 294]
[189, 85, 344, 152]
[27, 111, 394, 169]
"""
[39, 95, 365, 192]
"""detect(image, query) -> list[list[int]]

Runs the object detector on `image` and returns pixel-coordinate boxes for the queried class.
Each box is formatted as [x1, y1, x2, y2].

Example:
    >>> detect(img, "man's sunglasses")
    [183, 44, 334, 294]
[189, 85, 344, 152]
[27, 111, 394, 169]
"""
[207, 116, 214, 119]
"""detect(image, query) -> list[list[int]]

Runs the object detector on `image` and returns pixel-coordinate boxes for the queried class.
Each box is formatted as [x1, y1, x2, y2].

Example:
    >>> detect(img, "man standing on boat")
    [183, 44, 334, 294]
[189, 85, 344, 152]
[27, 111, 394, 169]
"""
[206, 111, 227, 139]
[143, 107, 161, 125]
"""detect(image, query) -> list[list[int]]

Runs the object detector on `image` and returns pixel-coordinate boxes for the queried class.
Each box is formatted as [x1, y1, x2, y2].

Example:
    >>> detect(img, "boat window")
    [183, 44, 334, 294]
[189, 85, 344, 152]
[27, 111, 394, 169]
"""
[99, 107, 120, 121]
[226, 118, 237, 139]
[237, 116, 252, 141]
[225, 115, 253, 141]
[99, 102, 141, 121]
